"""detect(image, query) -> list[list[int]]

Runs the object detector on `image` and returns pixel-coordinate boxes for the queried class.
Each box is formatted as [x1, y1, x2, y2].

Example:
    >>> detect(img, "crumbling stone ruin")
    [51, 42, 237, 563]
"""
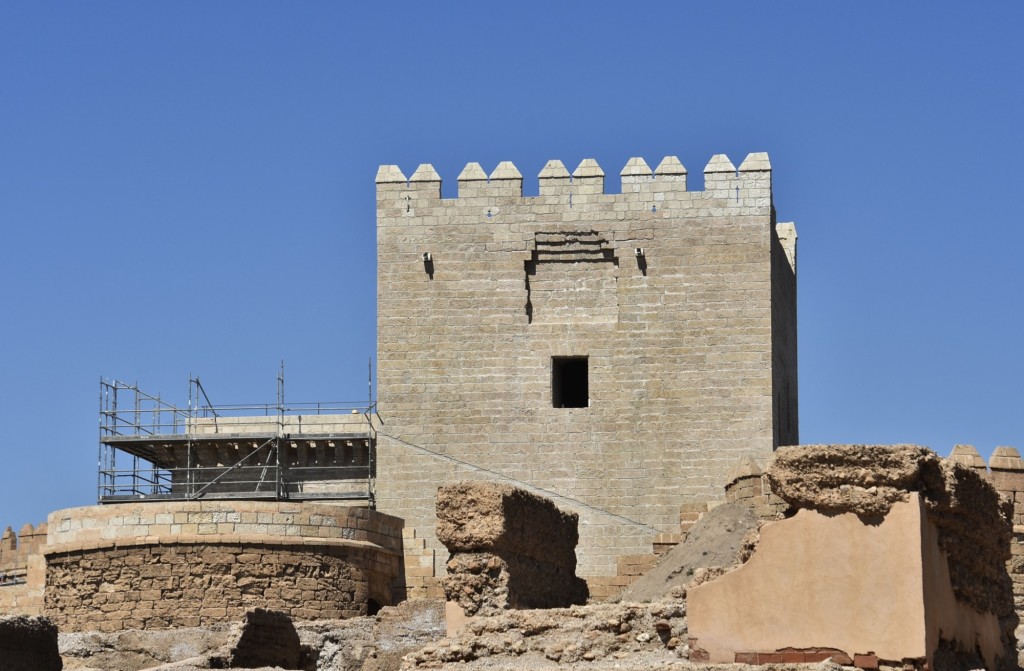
[436, 482, 587, 617]
[689, 444, 1017, 671]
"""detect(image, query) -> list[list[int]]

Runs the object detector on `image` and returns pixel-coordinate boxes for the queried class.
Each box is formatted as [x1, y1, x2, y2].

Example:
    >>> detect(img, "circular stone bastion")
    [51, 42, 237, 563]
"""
[41, 501, 403, 631]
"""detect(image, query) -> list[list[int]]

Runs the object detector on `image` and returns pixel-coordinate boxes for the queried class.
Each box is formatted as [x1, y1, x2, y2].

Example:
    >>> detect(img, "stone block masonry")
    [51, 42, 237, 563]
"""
[375, 153, 798, 580]
[0, 523, 47, 615]
[45, 539, 389, 632]
[26, 501, 403, 631]
[437, 482, 587, 615]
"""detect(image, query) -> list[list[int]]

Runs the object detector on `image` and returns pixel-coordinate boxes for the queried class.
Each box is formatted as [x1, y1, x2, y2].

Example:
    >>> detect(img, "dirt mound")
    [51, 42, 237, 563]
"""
[616, 503, 759, 603]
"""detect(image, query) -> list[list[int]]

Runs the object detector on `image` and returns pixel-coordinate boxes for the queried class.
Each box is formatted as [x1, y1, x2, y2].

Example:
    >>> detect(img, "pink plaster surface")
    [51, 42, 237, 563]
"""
[688, 494, 1002, 669]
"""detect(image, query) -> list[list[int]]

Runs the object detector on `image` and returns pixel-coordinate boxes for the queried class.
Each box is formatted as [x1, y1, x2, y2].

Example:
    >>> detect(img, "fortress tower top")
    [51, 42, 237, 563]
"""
[373, 152, 797, 579]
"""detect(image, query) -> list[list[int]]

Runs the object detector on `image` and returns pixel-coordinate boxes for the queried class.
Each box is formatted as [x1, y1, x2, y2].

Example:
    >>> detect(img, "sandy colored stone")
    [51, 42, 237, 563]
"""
[617, 503, 757, 603]
[436, 482, 578, 568]
[376, 155, 797, 579]
[44, 542, 396, 631]
[766, 444, 940, 518]
[437, 483, 587, 615]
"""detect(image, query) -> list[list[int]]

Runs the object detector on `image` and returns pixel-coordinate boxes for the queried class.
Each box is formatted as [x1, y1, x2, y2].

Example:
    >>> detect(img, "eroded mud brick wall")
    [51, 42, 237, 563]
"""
[436, 482, 587, 614]
[376, 154, 798, 578]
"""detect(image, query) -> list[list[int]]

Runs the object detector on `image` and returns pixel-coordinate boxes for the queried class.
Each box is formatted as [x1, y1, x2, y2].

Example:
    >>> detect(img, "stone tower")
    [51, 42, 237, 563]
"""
[374, 153, 797, 579]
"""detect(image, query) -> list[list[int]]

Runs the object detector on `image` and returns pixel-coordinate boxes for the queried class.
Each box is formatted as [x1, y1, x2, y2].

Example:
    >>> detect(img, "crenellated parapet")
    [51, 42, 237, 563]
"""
[0, 521, 48, 616]
[376, 153, 773, 216]
[0, 522, 47, 575]
[376, 150, 797, 580]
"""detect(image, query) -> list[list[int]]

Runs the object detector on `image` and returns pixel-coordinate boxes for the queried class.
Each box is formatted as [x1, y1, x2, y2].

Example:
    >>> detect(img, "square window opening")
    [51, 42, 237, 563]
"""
[552, 356, 588, 408]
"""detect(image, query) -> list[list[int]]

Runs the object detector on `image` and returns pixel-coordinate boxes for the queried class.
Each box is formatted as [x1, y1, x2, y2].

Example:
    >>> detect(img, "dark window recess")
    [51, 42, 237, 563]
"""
[552, 357, 589, 408]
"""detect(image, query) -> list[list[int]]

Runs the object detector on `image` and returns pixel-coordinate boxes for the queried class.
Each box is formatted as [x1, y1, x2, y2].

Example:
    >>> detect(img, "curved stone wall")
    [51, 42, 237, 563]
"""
[42, 502, 402, 631]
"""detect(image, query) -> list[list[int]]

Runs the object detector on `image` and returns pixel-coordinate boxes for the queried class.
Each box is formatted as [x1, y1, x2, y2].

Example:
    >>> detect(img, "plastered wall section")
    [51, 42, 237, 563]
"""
[688, 493, 1004, 670]
[375, 155, 797, 578]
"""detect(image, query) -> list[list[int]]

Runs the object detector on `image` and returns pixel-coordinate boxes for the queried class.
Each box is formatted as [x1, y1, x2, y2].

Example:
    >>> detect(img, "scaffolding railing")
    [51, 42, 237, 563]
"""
[98, 366, 378, 506]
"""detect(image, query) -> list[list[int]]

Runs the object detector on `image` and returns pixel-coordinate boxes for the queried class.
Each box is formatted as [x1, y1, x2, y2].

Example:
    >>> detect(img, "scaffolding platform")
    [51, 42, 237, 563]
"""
[98, 372, 377, 506]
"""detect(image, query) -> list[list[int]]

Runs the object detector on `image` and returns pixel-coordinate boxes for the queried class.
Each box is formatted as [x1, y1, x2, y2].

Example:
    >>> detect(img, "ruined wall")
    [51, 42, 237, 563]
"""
[45, 540, 392, 631]
[690, 444, 1017, 671]
[0, 523, 47, 615]
[376, 153, 797, 578]
[437, 482, 587, 616]
[39, 501, 402, 631]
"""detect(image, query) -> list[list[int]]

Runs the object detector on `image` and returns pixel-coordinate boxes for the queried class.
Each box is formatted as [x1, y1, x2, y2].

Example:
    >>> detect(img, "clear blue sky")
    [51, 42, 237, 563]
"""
[2, 3, 1022, 529]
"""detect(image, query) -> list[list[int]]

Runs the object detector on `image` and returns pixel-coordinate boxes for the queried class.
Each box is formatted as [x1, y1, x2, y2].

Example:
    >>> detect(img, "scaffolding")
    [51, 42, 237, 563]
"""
[98, 367, 377, 506]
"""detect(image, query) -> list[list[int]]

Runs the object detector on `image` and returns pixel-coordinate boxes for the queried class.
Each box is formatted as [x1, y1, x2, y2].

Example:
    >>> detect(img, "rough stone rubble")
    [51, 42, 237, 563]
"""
[436, 482, 588, 615]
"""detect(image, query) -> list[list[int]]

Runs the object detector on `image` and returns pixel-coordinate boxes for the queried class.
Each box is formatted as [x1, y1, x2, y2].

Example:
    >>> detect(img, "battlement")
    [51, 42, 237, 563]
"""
[0, 522, 47, 576]
[376, 153, 773, 210]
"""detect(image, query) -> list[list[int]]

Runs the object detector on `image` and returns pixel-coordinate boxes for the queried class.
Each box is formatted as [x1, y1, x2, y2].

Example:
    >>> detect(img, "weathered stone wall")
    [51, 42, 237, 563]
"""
[44, 539, 395, 631]
[437, 482, 587, 615]
[33, 501, 402, 631]
[376, 154, 798, 579]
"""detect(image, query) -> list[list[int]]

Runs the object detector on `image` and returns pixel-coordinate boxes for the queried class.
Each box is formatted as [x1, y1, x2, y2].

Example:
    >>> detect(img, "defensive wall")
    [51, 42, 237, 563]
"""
[375, 153, 799, 580]
[1, 501, 403, 631]
[0, 522, 47, 615]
